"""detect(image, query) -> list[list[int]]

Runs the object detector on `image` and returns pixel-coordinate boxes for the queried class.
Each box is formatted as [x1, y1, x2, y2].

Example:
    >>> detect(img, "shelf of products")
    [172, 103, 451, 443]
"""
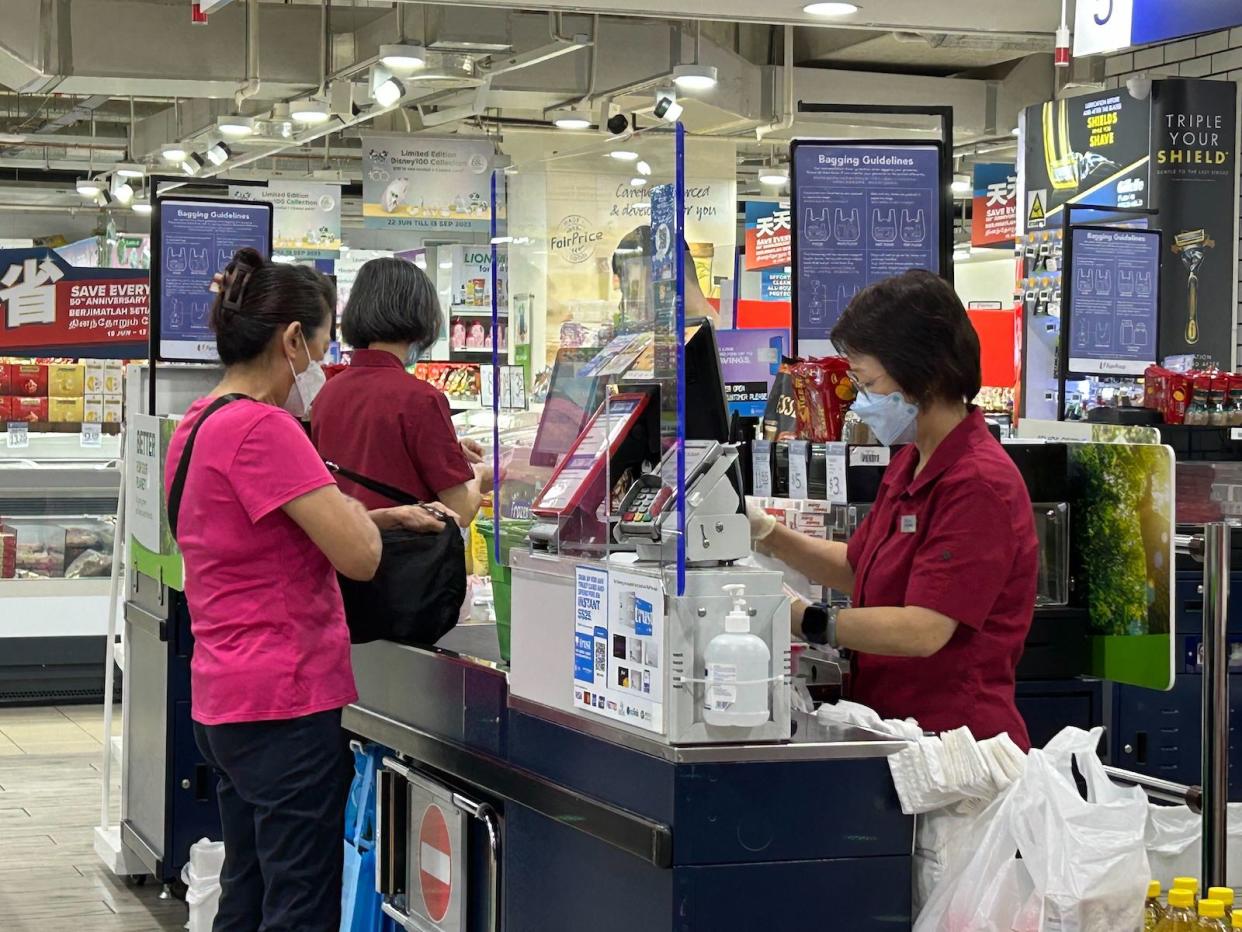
[1, 360, 126, 431]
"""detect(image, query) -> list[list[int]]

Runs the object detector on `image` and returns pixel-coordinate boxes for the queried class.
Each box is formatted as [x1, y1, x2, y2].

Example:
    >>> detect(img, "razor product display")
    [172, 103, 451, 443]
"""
[1172, 229, 1215, 345]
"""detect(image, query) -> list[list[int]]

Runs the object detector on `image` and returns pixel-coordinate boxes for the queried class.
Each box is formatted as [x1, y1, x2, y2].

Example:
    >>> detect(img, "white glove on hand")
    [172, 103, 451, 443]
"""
[746, 499, 778, 543]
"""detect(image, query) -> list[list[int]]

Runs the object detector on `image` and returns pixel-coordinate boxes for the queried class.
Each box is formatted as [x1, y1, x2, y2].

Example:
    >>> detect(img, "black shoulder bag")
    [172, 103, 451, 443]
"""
[324, 462, 465, 646]
[167, 394, 249, 540]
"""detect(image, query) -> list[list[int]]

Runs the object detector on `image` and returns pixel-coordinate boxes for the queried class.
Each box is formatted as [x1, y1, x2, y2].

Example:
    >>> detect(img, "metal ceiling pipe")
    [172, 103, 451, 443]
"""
[234, 0, 262, 108]
[755, 24, 793, 141]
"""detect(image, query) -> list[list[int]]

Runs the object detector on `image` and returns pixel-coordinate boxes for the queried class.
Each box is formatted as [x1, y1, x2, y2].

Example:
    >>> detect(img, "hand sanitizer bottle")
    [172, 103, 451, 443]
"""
[704, 585, 771, 727]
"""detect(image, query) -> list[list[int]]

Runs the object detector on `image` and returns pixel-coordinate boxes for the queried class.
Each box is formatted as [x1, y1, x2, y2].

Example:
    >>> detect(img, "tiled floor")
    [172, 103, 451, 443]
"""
[0, 705, 186, 931]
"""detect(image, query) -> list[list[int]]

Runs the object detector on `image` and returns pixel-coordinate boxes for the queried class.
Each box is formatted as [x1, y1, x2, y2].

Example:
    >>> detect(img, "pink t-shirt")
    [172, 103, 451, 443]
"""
[165, 397, 358, 726]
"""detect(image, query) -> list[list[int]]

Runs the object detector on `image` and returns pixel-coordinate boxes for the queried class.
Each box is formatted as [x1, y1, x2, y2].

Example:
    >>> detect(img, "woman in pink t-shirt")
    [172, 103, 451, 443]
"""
[164, 248, 384, 932]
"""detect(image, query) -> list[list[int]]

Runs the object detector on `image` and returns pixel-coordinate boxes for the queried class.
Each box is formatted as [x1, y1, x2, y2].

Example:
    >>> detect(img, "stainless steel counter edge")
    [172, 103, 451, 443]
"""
[508, 696, 909, 763]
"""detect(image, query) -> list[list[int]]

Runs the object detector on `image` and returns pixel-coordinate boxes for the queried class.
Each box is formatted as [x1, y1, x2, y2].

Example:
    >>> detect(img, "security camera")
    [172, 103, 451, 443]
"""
[607, 113, 630, 136]
[653, 88, 683, 124]
[1126, 76, 1152, 100]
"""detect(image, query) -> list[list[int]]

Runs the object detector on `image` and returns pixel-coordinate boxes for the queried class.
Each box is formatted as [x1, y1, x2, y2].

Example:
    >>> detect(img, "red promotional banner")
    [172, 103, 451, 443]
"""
[0, 249, 149, 359]
[744, 201, 792, 271]
[971, 163, 1018, 247]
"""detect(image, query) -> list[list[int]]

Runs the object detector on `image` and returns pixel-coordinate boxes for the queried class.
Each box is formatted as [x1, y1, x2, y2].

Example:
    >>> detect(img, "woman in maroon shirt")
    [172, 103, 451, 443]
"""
[312, 258, 491, 526]
[753, 270, 1038, 748]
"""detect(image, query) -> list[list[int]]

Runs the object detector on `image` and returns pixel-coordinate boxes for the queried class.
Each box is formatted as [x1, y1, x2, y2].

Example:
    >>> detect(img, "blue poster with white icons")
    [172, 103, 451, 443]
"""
[792, 143, 941, 346]
[1067, 227, 1160, 376]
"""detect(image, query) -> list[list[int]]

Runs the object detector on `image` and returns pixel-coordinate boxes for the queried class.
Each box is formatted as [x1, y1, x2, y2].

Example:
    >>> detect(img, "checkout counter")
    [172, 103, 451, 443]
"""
[345, 323, 915, 931]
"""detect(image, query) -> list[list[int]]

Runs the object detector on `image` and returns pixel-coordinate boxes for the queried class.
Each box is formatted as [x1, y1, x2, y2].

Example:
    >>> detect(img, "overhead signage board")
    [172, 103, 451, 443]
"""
[361, 136, 494, 234]
[230, 181, 341, 260]
[0, 248, 148, 358]
[1067, 226, 1160, 375]
[1075, 0, 1242, 57]
[154, 197, 272, 362]
[971, 163, 1017, 247]
[790, 141, 942, 350]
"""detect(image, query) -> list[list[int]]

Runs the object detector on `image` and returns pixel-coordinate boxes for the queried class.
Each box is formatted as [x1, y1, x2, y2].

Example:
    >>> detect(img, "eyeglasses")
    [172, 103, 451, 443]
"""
[847, 371, 878, 399]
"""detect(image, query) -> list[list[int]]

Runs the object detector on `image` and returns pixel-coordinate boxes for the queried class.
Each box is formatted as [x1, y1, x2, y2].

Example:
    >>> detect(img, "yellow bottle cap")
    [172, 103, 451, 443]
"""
[1210, 887, 1236, 906]
[1233, 910, 1242, 928]
[1170, 889, 1196, 909]
[1202, 899, 1227, 919]
[1148, 879, 1162, 898]
[1174, 877, 1200, 892]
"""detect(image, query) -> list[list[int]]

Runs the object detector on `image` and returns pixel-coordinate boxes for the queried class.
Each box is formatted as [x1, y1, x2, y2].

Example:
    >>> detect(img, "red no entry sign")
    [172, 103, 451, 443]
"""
[419, 804, 453, 923]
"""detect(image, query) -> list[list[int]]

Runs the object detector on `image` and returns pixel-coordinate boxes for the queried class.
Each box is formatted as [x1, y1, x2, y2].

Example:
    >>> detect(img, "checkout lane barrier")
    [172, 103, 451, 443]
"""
[342, 743, 401, 932]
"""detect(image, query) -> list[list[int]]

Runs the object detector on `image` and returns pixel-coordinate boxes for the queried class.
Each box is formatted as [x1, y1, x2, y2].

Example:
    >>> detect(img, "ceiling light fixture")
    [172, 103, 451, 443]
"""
[111, 179, 135, 205]
[217, 114, 255, 138]
[630, 177, 647, 187]
[550, 108, 593, 130]
[951, 173, 971, 195]
[115, 163, 145, 179]
[132, 198, 152, 216]
[379, 43, 427, 73]
[374, 76, 406, 108]
[758, 165, 789, 186]
[161, 145, 188, 163]
[181, 153, 205, 176]
[802, 1, 860, 15]
[290, 96, 331, 125]
[76, 178, 102, 198]
[609, 149, 639, 162]
[206, 142, 232, 166]
[672, 64, 718, 92]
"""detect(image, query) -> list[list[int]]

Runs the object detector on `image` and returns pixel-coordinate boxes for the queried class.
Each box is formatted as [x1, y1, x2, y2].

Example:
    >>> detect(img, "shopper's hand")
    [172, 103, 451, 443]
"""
[747, 499, 778, 543]
[371, 504, 455, 533]
[208, 272, 225, 294]
[474, 460, 495, 489]
[460, 438, 485, 465]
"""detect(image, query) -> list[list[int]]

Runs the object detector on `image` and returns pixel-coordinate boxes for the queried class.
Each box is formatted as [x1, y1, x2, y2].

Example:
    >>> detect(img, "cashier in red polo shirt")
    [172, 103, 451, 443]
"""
[312, 257, 491, 527]
[753, 270, 1037, 749]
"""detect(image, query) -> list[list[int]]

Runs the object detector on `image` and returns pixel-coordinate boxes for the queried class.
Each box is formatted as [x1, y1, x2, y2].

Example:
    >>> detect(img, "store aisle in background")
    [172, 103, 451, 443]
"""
[0, 705, 185, 931]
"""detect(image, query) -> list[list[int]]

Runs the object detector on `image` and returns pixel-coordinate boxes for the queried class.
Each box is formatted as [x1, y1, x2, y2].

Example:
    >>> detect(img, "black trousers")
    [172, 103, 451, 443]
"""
[194, 708, 354, 932]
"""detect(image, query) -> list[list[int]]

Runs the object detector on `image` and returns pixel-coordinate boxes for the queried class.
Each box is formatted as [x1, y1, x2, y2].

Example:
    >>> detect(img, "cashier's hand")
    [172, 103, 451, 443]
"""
[370, 504, 455, 533]
[460, 438, 485, 464]
[746, 500, 778, 545]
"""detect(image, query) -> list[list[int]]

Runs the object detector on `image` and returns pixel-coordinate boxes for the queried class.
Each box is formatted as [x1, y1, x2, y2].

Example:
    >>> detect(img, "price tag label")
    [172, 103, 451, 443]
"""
[80, 423, 102, 449]
[480, 365, 496, 409]
[1231, 428, 1242, 441]
[6, 422, 28, 449]
[752, 440, 772, 498]
[850, 445, 890, 468]
[826, 442, 848, 505]
[788, 440, 809, 500]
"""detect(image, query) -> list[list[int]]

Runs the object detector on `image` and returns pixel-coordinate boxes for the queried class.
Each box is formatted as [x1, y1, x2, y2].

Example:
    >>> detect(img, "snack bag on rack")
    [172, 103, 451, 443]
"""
[791, 359, 830, 441]
[814, 356, 856, 442]
[762, 357, 798, 440]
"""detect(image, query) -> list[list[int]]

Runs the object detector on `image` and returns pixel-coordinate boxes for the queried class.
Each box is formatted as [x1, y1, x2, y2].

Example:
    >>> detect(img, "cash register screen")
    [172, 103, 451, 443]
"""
[683, 319, 730, 443]
[530, 348, 607, 467]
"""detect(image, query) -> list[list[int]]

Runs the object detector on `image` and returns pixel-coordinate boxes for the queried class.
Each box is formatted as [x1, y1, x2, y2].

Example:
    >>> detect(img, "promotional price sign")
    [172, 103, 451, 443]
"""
[0, 248, 148, 358]
[791, 142, 943, 350]
[971, 163, 1017, 247]
[744, 201, 791, 271]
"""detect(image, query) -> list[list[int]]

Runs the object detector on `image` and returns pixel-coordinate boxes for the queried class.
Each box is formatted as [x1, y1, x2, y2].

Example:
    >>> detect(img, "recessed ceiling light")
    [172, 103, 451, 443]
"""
[76, 178, 102, 198]
[206, 142, 232, 166]
[758, 166, 789, 186]
[290, 96, 331, 125]
[609, 150, 639, 162]
[217, 115, 255, 138]
[115, 163, 145, 179]
[951, 174, 971, 195]
[374, 76, 405, 108]
[132, 198, 152, 215]
[636, 160, 652, 176]
[181, 153, 205, 176]
[672, 64, 718, 91]
[161, 145, 187, 163]
[802, 2, 859, 15]
[379, 44, 427, 73]
[550, 108, 593, 130]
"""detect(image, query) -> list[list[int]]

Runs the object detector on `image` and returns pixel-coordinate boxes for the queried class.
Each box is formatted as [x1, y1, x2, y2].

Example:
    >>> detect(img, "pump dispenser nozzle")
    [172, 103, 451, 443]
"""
[722, 584, 750, 634]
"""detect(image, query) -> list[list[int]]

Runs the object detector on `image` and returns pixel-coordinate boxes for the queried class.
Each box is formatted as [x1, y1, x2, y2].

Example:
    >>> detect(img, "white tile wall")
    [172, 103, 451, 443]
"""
[1105, 28, 1242, 364]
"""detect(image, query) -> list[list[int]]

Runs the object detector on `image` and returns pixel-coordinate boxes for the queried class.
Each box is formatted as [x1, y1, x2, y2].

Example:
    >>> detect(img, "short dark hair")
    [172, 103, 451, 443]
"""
[209, 248, 334, 366]
[341, 257, 441, 351]
[830, 269, 981, 404]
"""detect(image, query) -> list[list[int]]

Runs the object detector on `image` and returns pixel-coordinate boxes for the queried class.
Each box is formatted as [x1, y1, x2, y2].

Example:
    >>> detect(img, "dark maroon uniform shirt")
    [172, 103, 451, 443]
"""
[310, 349, 473, 509]
[845, 408, 1037, 749]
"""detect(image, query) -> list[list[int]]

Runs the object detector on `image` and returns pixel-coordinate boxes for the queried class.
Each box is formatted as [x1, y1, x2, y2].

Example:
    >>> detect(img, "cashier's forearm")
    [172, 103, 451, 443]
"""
[836, 606, 958, 658]
[760, 522, 854, 592]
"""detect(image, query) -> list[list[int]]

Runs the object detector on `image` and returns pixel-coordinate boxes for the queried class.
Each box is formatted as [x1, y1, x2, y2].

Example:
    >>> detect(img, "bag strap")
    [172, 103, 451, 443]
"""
[324, 461, 422, 507]
[168, 393, 250, 540]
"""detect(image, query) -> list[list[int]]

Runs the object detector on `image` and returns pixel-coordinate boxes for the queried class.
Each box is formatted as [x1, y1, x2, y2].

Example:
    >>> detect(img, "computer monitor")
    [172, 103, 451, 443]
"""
[529, 347, 608, 467]
[683, 318, 730, 444]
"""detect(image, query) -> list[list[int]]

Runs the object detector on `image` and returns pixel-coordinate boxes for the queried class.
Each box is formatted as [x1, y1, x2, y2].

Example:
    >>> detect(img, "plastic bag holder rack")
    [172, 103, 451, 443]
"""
[1104, 527, 1231, 886]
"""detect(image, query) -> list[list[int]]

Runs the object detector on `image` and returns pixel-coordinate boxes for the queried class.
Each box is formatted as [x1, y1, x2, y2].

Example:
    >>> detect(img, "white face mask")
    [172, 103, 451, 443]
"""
[283, 333, 326, 418]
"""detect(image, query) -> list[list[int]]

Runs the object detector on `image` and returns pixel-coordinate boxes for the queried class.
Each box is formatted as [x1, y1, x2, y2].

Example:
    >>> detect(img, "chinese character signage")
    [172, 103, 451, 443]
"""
[362, 135, 494, 233]
[745, 201, 791, 271]
[971, 163, 1017, 247]
[0, 248, 148, 358]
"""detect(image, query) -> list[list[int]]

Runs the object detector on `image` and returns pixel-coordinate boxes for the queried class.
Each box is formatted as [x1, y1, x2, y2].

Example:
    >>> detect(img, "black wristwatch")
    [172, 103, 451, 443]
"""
[801, 601, 838, 648]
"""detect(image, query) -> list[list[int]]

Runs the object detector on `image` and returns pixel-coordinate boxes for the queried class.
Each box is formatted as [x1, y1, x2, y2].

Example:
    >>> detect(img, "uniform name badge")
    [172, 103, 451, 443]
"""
[900, 514, 917, 534]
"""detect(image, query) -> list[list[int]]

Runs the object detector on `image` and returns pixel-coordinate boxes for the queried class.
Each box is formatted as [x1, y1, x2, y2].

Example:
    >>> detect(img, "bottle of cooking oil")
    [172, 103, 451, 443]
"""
[1174, 878, 1201, 899]
[1198, 899, 1228, 931]
[1208, 888, 1235, 920]
[1232, 906, 1242, 928]
[1146, 880, 1167, 930]
[1156, 889, 1197, 931]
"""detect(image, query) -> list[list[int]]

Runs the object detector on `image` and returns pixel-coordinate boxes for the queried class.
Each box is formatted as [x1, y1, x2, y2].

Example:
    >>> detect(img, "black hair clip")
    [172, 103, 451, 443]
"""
[221, 261, 255, 312]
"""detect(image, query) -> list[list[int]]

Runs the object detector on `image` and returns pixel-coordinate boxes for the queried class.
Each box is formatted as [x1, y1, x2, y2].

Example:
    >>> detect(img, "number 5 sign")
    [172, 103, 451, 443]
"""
[1074, 0, 1131, 56]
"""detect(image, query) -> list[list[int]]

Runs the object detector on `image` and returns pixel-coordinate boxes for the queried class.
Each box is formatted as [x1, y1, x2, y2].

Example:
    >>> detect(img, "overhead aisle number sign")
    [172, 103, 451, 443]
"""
[1075, 0, 1242, 56]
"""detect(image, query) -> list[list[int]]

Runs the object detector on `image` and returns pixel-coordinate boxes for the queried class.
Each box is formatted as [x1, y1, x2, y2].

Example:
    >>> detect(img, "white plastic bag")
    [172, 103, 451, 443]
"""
[1145, 802, 1242, 887]
[182, 837, 224, 932]
[916, 727, 1149, 932]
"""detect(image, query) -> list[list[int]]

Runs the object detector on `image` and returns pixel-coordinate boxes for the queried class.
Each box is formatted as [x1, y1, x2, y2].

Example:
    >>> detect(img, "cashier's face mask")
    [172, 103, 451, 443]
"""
[850, 389, 919, 446]
[283, 332, 326, 418]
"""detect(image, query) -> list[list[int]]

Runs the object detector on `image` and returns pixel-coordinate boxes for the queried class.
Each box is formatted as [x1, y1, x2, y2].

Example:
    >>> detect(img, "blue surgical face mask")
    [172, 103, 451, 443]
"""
[850, 390, 918, 446]
[405, 344, 421, 367]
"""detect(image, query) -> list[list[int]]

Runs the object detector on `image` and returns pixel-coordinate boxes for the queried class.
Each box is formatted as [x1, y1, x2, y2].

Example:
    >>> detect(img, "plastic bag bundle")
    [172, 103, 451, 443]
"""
[181, 837, 224, 932]
[916, 727, 1149, 932]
